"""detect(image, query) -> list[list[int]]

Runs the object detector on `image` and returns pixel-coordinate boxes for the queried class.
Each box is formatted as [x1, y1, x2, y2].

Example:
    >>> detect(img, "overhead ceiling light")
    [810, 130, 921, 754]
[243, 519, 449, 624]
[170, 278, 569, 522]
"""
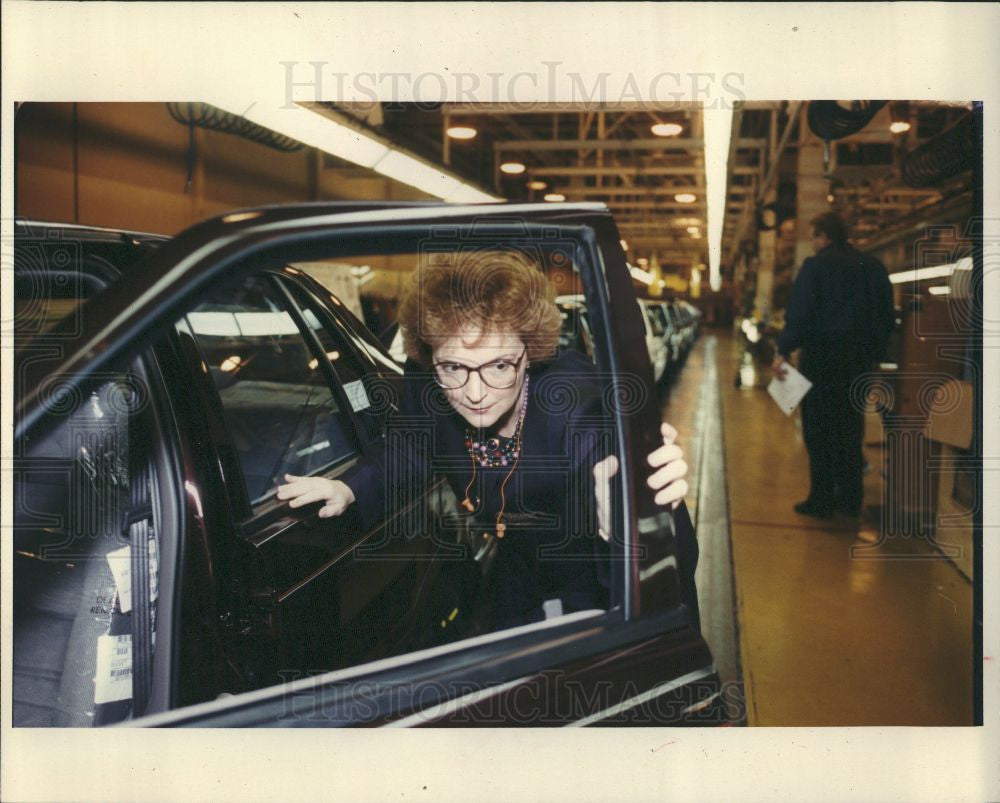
[686, 226, 700, 234]
[827, 193, 835, 203]
[689, 231, 703, 239]
[888, 257, 971, 284]
[927, 285, 951, 295]
[703, 104, 733, 292]
[526, 180, 547, 190]
[889, 101, 911, 135]
[500, 161, 526, 175]
[544, 193, 566, 202]
[374, 150, 461, 198]
[674, 216, 701, 227]
[674, 193, 697, 204]
[215, 101, 389, 167]
[446, 125, 477, 140]
[213, 102, 498, 202]
[651, 122, 684, 137]
[444, 184, 497, 203]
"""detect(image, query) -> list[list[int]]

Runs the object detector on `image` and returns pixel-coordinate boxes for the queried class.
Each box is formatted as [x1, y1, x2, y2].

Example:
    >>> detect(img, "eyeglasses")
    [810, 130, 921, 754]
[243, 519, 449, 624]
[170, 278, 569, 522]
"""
[433, 349, 526, 390]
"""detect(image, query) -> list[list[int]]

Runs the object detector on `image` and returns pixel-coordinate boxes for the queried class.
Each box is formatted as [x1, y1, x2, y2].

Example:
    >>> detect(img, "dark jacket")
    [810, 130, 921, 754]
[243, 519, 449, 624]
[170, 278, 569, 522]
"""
[341, 350, 612, 627]
[777, 242, 894, 366]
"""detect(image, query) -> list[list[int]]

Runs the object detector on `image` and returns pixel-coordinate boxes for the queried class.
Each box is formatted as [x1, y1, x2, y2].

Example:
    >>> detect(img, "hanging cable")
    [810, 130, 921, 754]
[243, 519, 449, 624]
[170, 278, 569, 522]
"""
[166, 103, 305, 152]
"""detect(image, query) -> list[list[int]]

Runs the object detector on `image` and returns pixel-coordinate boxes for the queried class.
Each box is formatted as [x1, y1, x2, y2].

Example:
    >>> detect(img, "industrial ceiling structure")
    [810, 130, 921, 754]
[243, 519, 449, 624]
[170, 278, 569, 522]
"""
[221, 99, 975, 290]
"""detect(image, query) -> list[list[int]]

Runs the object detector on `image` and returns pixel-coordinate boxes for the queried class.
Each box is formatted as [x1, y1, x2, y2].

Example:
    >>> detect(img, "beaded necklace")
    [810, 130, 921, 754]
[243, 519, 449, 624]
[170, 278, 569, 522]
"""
[460, 375, 529, 538]
[463, 375, 530, 467]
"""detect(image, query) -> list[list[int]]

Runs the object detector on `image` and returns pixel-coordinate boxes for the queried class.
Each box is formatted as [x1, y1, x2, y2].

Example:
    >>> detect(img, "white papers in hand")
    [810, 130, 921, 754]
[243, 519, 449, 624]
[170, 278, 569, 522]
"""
[767, 365, 813, 415]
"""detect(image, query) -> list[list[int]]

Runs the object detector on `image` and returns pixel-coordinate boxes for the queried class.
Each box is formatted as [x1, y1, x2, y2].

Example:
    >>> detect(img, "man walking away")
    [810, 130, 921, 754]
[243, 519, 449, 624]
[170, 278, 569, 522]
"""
[771, 212, 894, 519]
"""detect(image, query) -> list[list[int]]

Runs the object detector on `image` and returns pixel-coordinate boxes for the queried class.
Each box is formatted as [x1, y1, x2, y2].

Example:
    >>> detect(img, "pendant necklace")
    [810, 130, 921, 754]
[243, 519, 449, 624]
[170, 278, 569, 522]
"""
[460, 375, 529, 538]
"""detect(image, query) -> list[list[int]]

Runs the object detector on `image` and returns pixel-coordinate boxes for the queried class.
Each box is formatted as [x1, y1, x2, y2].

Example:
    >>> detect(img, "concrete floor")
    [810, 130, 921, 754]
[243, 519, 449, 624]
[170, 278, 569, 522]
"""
[661, 330, 975, 726]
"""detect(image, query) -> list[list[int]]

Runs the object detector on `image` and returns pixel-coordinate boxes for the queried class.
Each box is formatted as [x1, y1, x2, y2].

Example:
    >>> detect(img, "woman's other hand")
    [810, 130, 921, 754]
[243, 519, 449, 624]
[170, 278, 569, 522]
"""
[646, 422, 688, 508]
[593, 421, 690, 540]
[276, 474, 355, 518]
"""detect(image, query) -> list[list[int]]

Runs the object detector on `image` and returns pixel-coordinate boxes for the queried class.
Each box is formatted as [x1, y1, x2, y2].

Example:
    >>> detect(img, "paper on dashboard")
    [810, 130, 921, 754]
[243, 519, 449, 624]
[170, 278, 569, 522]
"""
[767, 364, 813, 415]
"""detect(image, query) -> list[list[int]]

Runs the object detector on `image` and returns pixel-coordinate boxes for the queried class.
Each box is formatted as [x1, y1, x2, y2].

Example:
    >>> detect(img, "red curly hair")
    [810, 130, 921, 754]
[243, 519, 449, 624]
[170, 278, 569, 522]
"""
[398, 249, 562, 366]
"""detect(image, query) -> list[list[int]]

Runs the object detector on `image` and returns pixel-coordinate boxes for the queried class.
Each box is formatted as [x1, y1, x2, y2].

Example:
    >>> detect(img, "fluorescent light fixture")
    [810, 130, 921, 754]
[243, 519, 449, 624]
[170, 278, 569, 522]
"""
[686, 226, 700, 234]
[373, 150, 462, 198]
[888, 257, 972, 284]
[927, 285, 951, 295]
[215, 101, 390, 167]
[443, 184, 497, 203]
[446, 126, 477, 140]
[544, 193, 566, 202]
[527, 180, 548, 190]
[651, 122, 683, 137]
[689, 231, 702, 239]
[827, 194, 835, 203]
[674, 193, 697, 203]
[890, 121, 911, 134]
[703, 104, 734, 293]
[213, 102, 497, 202]
[630, 266, 654, 284]
[674, 216, 701, 227]
[500, 161, 526, 175]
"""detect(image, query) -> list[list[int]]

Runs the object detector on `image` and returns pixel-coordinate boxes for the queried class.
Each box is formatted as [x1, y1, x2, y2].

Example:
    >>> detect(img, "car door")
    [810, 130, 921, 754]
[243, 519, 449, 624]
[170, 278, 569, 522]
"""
[16, 203, 722, 726]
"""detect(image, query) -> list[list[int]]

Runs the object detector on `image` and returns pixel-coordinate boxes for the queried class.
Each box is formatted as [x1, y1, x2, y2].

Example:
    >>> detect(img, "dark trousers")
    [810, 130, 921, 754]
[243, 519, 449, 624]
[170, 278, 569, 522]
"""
[799, 342, 869, 510]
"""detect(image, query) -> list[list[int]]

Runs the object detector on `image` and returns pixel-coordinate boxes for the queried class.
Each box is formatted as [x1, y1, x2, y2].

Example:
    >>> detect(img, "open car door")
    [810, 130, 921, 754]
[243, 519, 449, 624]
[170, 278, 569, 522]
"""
[16, 202, 723, 726]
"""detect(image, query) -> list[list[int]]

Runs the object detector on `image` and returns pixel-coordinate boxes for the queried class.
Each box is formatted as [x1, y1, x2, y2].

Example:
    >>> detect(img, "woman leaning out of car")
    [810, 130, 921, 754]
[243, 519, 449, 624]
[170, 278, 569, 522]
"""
[277, 252, 689, 630]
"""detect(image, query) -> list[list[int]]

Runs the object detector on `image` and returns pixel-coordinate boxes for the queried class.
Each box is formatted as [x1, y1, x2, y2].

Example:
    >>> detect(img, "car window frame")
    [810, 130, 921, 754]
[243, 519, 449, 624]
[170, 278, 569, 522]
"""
[16, 208, 677, 637]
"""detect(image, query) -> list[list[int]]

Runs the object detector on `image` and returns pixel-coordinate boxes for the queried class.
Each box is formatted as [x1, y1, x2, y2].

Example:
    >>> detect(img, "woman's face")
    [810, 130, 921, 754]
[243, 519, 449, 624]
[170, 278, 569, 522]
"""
[431, 328, 527, 432]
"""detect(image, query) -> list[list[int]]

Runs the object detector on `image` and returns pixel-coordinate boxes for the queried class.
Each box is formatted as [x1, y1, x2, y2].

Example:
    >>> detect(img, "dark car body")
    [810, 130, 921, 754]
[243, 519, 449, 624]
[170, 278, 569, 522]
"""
[13, 203, 724, 727]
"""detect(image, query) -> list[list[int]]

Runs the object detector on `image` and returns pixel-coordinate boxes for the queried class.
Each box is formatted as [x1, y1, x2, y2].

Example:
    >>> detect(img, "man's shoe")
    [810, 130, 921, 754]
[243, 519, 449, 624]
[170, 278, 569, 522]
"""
[793, 499, 833, 519]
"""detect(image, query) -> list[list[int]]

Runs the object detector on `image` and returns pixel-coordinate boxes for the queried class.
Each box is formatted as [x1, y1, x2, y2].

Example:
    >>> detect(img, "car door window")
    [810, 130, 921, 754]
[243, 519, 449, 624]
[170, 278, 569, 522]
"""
[176, 275, 359, 506]
[280, 277, 397, 445]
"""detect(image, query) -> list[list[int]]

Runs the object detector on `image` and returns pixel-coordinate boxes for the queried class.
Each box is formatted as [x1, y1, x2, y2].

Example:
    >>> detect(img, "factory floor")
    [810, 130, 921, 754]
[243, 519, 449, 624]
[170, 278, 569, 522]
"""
[660, 329, 975, 726]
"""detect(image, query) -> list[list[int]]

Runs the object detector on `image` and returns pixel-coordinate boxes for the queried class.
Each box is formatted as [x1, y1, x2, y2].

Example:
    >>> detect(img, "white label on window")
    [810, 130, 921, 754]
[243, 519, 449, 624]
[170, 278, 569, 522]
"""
[343, 380, 371, 412]
[94, 634, 132, 704]
[106, 539, 159, 614]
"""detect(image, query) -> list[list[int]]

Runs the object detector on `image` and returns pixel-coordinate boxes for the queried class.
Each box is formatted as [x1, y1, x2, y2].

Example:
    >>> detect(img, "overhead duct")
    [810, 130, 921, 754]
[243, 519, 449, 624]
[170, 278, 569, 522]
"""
[806, 101, 887, 140]
[900, 113, 976, 187]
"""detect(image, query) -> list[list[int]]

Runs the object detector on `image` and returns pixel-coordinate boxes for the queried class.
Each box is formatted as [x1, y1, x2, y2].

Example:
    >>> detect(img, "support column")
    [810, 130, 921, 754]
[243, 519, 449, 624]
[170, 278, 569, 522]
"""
[795, 119, 828, 271]
[753, 187, 776, 320]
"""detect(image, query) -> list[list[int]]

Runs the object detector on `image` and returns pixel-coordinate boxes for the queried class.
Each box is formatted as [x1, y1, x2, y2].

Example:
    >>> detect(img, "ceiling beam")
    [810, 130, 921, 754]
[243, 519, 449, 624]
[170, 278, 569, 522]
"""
[444, 102, 702, 115]
[598, 201, 706, 210]
[496, 137, 765, 151]
[529, 165, 700, 177]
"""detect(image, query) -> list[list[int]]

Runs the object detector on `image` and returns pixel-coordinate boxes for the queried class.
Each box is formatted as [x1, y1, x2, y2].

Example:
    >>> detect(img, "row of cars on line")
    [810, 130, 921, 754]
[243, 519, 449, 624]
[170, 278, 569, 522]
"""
[555, 295, 701, 387]
[13, 203, 725, 728]
[639, 298, 702, 384]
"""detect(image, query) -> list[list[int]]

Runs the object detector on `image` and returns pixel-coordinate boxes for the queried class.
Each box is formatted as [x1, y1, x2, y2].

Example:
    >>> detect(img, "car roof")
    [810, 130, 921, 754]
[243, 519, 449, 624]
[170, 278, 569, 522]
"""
[15, 218, 169, 247]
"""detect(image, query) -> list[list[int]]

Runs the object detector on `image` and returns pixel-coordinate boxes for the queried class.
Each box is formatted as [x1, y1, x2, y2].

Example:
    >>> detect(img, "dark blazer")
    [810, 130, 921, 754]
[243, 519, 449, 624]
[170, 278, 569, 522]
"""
[777, 242, 894, 367]
[341, 350, 613, 627]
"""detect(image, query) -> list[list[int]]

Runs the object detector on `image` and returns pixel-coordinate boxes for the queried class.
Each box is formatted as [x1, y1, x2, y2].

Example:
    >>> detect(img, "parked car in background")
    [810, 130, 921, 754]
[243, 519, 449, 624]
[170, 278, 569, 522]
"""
[14, 203, 722, 727]
[555, 294, 595, 360]
[678, 299, 702, 342]
[638, 298, 669, 384]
